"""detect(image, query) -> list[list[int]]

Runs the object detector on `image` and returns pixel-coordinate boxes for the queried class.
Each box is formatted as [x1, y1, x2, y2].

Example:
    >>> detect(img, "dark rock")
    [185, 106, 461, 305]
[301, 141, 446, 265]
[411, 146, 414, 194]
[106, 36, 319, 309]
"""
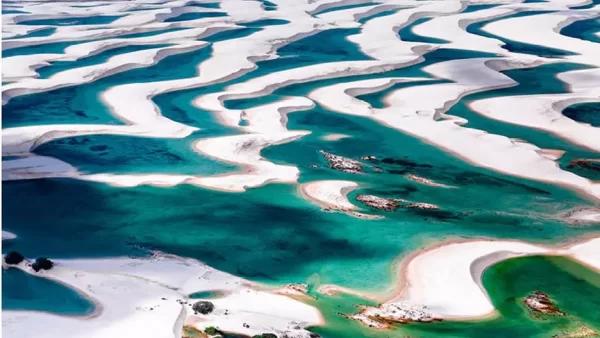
[567, 159, 600, 172]
[4, 251, 25, 265]
[356, 195, 400, 212]
[320, 150, 362, 174]
[252, 334, 277, 338]
[360, 155, 377, 162]
[31, 257, 53, 272]
[192, 301, 214, 315]
[524, 291, 564, 315]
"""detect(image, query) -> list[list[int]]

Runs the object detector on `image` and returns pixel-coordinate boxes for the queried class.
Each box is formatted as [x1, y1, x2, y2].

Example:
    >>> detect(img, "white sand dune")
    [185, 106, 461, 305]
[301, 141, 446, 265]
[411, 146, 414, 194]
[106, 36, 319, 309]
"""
[309, 57, 600, 201]
[348, 0, 465, 60]
[2, 42, 209, 102]
[483, 9, 600, 66]
[193, 131, 310, 192]
[2, 231, 17, 241]
[392, 235, 600, 319]
[470, 94, 600, 152]
[300, 180, 359, 210]
[3, 253, 322, 338]
[396, 240, 549, 319]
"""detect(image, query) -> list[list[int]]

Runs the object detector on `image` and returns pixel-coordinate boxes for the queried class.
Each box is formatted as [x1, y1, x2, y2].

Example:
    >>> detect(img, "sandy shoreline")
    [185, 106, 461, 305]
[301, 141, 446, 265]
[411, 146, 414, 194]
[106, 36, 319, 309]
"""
[2, 252, 324, 338]
[321, 233, 600, 324]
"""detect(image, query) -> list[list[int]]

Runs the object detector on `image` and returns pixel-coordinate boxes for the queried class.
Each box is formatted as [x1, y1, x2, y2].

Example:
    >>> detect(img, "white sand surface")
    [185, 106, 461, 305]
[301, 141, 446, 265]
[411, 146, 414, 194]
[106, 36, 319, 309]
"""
[3, 253, 322, 338]
[396, 240, 549, 319]
[300, 180, 359, 210]
[470, 94, 600, 152]
[2, 231, 17, 241]
[564, 237, 600, 271]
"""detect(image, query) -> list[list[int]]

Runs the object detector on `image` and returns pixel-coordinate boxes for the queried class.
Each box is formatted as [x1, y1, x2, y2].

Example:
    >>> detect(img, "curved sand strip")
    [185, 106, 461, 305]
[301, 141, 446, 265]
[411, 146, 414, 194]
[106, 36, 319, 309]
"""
[470, 94, 600, 152]
[192, 131, 310, 192]
[2, 42, 209, 102]
[347, 0, 465, 61]
[2, 231, 17, 241]
[396, 240, 549, 319]
[482, 9, 600, 66]
[300, 180, 359, 210]
[3, 253, 322, 338]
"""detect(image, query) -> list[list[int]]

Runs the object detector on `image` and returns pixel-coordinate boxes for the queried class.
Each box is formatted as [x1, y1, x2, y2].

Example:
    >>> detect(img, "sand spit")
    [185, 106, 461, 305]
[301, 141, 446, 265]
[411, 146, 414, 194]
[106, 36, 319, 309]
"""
[2, 231, 17, 241]
[2, 253, 322, 338]
[300, 180, 359, 210]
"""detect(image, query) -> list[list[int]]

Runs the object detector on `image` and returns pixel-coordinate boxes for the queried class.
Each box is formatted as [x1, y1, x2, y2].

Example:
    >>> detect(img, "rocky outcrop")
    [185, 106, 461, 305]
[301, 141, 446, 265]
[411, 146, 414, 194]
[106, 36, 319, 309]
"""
[406, 202, 439, 210]
[356, 195, 402, 212]
[275, 283, 312, 298]
[192, 301, 215, 315]
[320, 151, 362, 174]
[355, 194, 440, 212]
[360, 156, 377, 162]
[4, 251, 25, 265]
[346, 301, 440, 329]
[406, 174, 454, 188]
[567, 159, 600, 172]
[31, 257, 53, 272]
[524, 291, 564, 315]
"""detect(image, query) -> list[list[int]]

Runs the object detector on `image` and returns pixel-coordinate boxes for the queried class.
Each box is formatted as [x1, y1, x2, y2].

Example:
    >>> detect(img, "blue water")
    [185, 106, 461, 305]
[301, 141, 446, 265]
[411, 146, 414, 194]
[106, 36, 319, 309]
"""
[253, 0, 277, 11]
[563, 102, 600, 127]
[313, 2, 378, 16]
[462, 4, 498, 13]
[186, 1, 221, 9]
[467, 11, 576, 58]
[2, 268, 94, 315]
[201, 26, 261, 42]
[18, 15, 123, 26]
[34, 133, 236, 175]
[164, 11, 227, 22]
[242, 19, 289, 27]
[3, 41, 76, 58]
[570, 0, 600, 9]
[2, 9, 28, 14]
[4, 27, 56, 40]
[357, 9, 399, 23]
[397, 17, 450, 44]
[36, 44, 171, 79]
[560, 17, 600, 43]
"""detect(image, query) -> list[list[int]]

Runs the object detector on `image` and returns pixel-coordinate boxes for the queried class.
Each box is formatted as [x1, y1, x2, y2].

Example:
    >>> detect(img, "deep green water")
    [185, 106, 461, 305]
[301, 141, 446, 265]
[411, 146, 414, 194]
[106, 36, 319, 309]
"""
[309, 256, 600, 338]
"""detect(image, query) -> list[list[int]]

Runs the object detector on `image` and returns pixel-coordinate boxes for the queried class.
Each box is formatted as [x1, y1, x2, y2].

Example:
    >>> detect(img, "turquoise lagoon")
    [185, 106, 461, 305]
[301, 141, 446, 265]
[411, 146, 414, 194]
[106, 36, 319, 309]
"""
[3, 3, 600, 338]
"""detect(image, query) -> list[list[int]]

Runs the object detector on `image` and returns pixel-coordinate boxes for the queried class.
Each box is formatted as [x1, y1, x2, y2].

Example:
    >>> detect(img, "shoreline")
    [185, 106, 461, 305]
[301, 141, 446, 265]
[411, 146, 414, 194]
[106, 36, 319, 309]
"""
[3, 252, 324, 338]
[318, 232, 600, 324]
